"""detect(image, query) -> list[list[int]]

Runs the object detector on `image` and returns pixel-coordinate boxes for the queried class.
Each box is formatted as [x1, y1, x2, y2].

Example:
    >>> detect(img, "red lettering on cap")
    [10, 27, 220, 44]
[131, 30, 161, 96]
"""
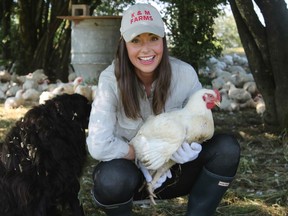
[142, 15, 153, 21]
[129, 10, 154, 24]
[144, 10, 151, 15]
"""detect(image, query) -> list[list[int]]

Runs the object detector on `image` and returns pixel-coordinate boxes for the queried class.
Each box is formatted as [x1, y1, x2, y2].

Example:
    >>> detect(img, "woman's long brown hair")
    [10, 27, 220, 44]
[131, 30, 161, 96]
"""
[114, 36, 172, 119]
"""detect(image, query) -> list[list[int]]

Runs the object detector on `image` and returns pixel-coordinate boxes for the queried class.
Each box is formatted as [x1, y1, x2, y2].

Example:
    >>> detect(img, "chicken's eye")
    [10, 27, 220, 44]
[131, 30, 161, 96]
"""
[203, 93, 215, 102]
[207, 94, 214, 99]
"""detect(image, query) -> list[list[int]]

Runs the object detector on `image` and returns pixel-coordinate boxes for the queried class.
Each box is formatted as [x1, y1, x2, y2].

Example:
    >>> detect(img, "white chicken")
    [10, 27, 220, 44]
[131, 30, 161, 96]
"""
[4, 89, 24, 109]
[74, 83, 93, 102]
[5, 83, 21, 97]
[254, 94, 266, 116]
[129, 88, 221, 205]
[22, 73, 39, 91]
[39, 91, 55, 104]
[31, 69, 48, 83]
[52, 76, 83, 95]
[91, 85, 98, 101]
[218, 90, 239, 112]
[243, 81, 257, 96]
[0, 89, 6, 100]
[22, 88, 41, 102]
[68, 72, 77, 82]
[226, 81, 252, 103]
[0, 81, 9, 92]
[0, 70, 11, 82]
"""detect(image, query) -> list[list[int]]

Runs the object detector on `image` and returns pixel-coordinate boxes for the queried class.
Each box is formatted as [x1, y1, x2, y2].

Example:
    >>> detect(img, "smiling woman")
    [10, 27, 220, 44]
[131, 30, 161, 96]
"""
[126, 33, 164, 95]
[86, 3, 240, 216]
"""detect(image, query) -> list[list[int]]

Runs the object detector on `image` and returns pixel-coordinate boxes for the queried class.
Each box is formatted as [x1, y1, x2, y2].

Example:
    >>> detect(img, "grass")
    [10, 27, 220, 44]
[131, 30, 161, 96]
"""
[0, 104, 287, 216]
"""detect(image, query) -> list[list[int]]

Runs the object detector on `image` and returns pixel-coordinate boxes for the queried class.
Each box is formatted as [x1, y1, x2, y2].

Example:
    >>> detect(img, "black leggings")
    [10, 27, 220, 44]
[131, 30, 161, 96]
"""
[92, 133, 240, 205]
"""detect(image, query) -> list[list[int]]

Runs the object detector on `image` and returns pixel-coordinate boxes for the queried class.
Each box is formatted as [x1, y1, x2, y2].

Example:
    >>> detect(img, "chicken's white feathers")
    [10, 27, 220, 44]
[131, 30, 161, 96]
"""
[131, 88, 219, 171]
[132, 115, 186, 170]
[130, 88, 220, 205]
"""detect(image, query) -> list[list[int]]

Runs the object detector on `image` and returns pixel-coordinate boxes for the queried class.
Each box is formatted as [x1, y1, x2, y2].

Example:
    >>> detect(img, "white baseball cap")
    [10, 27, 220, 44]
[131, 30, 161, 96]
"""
[120, 3, 165, 42]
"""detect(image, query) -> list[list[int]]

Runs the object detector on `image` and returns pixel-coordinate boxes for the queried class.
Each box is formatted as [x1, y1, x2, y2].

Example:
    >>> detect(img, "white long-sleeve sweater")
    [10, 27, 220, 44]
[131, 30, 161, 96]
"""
[86, 57, 202, 161]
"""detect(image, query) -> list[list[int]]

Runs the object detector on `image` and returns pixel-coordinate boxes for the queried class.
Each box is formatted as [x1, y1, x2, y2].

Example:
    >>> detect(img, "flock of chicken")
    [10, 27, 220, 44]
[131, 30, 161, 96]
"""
[0, 53, 265, 116]
[0, 69, 97, 109]
[200, 53, 265, 115]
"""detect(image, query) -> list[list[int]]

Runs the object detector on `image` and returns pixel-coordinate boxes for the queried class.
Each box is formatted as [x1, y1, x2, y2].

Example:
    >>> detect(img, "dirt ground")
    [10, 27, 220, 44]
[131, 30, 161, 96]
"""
[213, 109, 288, 216]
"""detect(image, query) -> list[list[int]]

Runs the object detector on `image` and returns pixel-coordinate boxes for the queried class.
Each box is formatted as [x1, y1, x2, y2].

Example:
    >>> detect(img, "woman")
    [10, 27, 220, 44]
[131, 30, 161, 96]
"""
[87, 3, 240, 216]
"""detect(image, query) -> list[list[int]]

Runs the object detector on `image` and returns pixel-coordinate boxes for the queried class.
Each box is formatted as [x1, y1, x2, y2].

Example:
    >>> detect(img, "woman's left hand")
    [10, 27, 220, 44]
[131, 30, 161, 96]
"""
[171, 142, 202, 164]
[138, 161, 172, 190]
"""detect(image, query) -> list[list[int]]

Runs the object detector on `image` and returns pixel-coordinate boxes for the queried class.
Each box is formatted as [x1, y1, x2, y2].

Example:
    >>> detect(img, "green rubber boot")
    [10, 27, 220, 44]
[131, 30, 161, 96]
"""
[186, 168, 234, 216]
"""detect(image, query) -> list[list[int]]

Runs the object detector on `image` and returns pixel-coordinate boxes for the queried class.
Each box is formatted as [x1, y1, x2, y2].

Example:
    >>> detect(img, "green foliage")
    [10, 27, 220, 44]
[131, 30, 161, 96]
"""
[0, 0, 235, 79]
[213, 7, 242, 49]
[161, 0, 227, 70]
[74, 0, 134, 16]
[0, 0, 17, 69]
[0, 0, 134, 78]
[91, 0, 134, 16]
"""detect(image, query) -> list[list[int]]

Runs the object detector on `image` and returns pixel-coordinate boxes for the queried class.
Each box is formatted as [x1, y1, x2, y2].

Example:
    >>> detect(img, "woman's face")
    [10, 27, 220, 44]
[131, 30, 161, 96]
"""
[126, 33, 163, 77]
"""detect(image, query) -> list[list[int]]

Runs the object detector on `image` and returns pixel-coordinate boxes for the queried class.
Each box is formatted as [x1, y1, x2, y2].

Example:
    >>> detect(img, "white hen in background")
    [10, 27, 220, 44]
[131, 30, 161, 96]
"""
[4, 89, 24, 109]
[130, 88, 221, 204]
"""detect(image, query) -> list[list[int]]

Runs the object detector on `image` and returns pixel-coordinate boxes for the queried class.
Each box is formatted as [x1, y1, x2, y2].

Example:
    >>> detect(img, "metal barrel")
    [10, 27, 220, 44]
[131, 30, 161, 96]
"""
[71, 16, 121, 84]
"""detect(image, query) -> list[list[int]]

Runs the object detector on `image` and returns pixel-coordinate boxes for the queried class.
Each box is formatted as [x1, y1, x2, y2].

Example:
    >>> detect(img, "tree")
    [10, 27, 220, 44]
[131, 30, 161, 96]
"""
[11, 0, 71, 80]
[0, 0, 14, 62]
[228, 0, 288, 129]
[213, 10, 242, 49]
[162, 0, 226, 70]
[0, 0, 132, 81]
[0, 0, 226, 80]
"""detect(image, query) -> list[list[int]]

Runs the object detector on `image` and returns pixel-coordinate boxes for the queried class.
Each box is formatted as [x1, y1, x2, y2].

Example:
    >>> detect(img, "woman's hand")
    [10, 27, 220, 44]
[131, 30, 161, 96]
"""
[138, 161, 172, 190]
[171, 142, 202, 164]
[124, 145, 135, 160]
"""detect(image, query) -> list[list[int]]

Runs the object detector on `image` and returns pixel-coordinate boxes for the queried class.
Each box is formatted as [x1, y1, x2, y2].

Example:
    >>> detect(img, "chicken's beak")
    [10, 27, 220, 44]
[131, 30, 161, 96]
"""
[215, 100, 221, 107]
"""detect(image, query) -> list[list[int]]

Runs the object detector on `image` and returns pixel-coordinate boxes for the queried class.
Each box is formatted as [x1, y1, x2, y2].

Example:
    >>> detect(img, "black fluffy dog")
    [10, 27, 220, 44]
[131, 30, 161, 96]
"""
[0, 93, 91, 216]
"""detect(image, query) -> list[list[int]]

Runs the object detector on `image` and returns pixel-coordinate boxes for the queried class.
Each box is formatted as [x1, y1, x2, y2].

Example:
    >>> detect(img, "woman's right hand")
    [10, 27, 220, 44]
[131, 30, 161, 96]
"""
[124, 145, 135, 160]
